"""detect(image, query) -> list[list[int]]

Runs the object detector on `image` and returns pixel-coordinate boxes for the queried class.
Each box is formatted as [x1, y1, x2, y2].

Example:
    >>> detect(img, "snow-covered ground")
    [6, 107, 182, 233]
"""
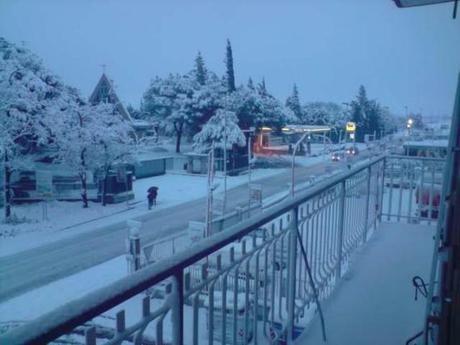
[0, 168, 286, 257]
[297, 222, 435, 345]
[0, 143, 373, 257]
[0, 222, 434, 345]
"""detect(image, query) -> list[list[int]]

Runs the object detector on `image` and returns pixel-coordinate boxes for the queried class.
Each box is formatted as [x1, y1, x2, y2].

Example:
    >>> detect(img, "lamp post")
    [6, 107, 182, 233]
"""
[242, 127, 255, 210]
[291, 131, 310, 197]
[407, 117, 414, 136]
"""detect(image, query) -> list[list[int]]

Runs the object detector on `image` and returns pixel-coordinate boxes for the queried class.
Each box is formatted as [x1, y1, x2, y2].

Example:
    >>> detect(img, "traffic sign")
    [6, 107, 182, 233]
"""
[346, 122, 356, 132]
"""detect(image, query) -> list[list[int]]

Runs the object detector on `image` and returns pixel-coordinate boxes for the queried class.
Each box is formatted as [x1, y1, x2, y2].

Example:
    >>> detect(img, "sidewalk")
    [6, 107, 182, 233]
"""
[296, 222, 434, 345]
[0, 168, 286, 257]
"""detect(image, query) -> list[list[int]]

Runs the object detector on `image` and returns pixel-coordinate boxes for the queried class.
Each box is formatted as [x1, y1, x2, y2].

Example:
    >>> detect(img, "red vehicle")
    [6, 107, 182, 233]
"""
[416, 185, 441, 219]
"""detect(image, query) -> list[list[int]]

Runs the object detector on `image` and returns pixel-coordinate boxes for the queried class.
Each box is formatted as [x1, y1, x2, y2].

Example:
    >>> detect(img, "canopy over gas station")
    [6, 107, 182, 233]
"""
[281, 124, 331, 134]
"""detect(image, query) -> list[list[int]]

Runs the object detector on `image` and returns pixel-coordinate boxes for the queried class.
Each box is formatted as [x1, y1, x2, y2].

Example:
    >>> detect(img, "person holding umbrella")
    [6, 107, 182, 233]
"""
[147, 186, 158, 210]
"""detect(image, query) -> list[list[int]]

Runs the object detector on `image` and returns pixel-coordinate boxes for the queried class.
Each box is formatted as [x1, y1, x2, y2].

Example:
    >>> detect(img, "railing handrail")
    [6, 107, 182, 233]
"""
[385, 154, 445, 162]
[1, 155, 387, 345]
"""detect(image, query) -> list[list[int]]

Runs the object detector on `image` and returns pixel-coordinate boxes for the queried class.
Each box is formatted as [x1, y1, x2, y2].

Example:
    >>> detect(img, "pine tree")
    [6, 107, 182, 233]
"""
[257, 78, 267, 96]
[194, 51, 207, 86]
[225, 39, 236, 92]
[247, 78, 255, 90]
[350, 85, 369, 142]
[285, 84, 302, 119]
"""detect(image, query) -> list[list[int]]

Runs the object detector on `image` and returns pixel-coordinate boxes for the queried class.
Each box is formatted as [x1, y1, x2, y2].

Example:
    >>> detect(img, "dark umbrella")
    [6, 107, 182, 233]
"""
[148, 186, 159, 193]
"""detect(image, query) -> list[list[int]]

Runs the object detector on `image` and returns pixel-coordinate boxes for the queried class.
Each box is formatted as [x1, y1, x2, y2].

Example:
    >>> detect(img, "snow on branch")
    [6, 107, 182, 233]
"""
[193, 109, 245, 152]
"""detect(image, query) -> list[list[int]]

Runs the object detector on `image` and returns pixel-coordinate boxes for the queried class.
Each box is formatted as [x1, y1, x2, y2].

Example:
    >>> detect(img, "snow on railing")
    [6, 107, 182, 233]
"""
[1, 154, 445, 345]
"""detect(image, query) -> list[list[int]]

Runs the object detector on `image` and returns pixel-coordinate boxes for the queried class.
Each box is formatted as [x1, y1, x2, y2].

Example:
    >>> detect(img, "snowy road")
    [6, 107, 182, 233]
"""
[0, 155, 367, 302]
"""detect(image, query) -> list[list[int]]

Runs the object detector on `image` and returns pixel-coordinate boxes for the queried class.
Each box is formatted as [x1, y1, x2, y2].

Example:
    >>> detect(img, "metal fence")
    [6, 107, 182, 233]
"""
[1, 154, 444, 345]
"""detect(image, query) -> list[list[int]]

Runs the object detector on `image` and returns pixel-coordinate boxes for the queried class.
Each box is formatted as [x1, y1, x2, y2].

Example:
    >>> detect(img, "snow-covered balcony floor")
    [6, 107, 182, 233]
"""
[296, 222, 434, 345]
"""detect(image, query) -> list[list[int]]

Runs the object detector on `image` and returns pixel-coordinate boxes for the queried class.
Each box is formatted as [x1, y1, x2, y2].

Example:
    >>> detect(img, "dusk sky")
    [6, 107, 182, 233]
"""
[1, 0, 459, 117]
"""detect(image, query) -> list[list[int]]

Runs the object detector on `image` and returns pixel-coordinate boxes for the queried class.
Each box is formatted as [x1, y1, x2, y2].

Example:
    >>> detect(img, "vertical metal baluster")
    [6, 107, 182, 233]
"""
[270, 228, 276, 326]
[320, 195, 327, 283]
[287, 207, 298, 344]
[232, 263, 239, 345]
[244, 257, 250, 343]
[336, 180, 345, 278]
[379, 159, 385, 223]
[325, 194, 331, 277]
[156, 311, 164, 345]
[388, 160, 394, 220]
[397, 159, 404, 222]
[286, 217, 292, 312]
[297, 208, 304, 298]
[278, 235, 284, 320]
[428, 163, 435, 226]
[192, 292, 200, 345]
[172, 270, 184, 345]
[307, 205, 314, 296]
[363, 166, 372, 242]
[418, 160, 426, 222]
[408, 161, 415, 223]
[263, 232, 269, 338]
[85, 326, 96, 345]
[208, 277, 216, 345]
[254, 247, 261, 345]
[312, 200, 319, 285]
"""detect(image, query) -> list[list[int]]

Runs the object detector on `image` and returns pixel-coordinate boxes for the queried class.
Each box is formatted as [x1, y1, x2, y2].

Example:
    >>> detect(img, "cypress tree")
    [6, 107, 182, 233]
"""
[286, 83, 302, 118]
[225, 39, 236, 92]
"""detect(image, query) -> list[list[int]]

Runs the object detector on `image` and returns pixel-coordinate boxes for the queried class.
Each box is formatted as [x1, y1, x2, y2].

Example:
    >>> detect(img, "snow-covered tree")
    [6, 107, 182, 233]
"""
[302, 102, 347, 127]
[93, 105, 136, 206]
[0, 38, 77, 221]
[142, 74, 198, 153]
[193, 109, 245, 153]
[380, 106, 398, 135]
[349, 85, 387, 141]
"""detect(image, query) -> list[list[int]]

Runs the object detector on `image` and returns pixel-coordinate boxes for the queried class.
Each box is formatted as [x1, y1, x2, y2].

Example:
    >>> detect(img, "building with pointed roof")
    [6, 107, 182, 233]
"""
[89, 73, 154, 137]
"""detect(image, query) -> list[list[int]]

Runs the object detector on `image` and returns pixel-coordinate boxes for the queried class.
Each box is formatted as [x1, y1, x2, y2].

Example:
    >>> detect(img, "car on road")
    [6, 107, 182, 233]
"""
[331, 152, 344, 162]
[345, 146, 359, 156]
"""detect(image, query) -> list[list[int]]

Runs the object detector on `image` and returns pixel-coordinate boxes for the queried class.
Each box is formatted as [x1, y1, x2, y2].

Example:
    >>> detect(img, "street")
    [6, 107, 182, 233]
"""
[0, 155, 361, 302]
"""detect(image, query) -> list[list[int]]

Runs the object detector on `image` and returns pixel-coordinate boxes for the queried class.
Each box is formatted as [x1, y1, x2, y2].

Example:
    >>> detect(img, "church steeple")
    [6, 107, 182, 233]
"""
[89, 73, 132, 122]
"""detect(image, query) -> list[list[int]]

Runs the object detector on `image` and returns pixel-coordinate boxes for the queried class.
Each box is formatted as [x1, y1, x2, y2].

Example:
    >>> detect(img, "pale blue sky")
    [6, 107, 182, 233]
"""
[1, 0, 459, 117]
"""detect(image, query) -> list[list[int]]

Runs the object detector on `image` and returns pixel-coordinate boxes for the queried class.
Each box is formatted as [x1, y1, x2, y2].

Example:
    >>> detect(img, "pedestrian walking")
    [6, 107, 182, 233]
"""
[147, 186, 158, 210]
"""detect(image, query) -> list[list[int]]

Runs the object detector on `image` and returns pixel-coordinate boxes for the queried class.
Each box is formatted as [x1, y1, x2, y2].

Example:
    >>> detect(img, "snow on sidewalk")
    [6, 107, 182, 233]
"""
[0, 168, 285, 257]
[0, 256, 127, 322]
[296, 222, 435, 345]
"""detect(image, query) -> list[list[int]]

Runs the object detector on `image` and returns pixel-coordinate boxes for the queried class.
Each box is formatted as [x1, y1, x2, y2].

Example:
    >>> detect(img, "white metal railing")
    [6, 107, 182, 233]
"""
[0, 154, 444, 345]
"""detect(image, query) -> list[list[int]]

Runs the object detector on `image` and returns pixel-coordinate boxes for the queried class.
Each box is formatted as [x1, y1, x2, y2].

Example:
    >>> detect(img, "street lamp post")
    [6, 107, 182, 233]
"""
[205, 142, 215, 238]
[291, 131, 310, 197]
[242, 127, 255, 211]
